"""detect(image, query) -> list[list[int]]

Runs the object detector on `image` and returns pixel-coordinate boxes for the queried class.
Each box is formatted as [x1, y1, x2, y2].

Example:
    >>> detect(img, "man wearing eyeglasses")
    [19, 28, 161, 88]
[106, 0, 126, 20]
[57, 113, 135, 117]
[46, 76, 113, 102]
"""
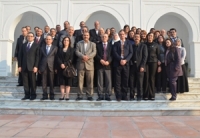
[18, 32, 40, 100]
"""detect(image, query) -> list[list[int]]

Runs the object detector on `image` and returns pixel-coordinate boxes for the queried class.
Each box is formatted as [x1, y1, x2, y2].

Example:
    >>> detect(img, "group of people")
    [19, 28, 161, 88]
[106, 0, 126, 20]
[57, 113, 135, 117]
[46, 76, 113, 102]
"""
[14, 20, 189, 102]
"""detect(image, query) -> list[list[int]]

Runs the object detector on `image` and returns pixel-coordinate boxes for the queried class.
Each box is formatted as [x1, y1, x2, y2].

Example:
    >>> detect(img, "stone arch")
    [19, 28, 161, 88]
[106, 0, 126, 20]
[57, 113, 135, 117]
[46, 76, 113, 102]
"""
[146, 7, 199, 42]
[73, 5, 126, 30]
[3, 6, 54, 41]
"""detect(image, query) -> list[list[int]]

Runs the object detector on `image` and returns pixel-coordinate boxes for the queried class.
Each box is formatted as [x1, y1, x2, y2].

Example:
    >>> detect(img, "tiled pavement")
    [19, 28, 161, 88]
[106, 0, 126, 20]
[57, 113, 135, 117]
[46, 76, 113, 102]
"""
[0, 115, 200, 138]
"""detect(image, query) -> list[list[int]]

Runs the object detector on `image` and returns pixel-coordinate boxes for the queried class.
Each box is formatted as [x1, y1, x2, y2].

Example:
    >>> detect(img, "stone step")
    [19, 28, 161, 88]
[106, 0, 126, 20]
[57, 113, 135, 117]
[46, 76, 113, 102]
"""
[0, 99, 200, 116]
[0, 91, 200, 100]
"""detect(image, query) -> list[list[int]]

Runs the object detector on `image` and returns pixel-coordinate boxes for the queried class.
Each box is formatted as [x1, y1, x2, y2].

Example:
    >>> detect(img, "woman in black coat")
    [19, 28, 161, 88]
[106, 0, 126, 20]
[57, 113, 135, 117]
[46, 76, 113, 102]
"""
[143, 32, 161, 100]
[57, 36, 74, 100]
[165, 39, 183, 100]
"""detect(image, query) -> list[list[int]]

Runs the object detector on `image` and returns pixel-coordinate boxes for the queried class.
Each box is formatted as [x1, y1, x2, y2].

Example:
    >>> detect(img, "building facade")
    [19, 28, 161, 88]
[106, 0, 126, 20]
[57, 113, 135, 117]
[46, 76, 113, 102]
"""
[0, 0, 200, 77]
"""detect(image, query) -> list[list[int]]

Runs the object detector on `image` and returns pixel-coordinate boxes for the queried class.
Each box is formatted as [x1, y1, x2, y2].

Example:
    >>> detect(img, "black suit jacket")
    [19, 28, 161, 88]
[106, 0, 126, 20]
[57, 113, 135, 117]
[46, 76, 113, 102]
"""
[130, 43, 148, 72]
[14, 35, 26, 58]
[34, 37, 45, 47]
[89, 29, 101, 43]
[39, 45, 58, 72]
[95, 42, 112, 70]
[112, 40, 133, 67]
[18, 42, 40, 71]
[74, 29, 82, 37]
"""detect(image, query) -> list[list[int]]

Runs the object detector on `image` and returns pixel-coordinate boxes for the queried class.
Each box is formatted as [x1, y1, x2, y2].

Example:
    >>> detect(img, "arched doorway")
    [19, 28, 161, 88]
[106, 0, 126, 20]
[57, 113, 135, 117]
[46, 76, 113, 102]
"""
[12, 11, 47, 56]
[154, 13, 191, 74]
[85, 11, 121, 31]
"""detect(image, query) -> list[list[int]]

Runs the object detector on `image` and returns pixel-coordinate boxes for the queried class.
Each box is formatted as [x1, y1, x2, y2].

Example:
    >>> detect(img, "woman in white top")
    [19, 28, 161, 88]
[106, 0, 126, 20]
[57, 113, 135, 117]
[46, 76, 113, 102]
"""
[176, 38, 189, 93]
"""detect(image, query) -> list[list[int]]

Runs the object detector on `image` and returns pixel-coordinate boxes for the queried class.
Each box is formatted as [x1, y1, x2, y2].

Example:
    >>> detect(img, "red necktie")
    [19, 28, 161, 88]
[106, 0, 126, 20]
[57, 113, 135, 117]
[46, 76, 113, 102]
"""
[36, 37, 39, 43]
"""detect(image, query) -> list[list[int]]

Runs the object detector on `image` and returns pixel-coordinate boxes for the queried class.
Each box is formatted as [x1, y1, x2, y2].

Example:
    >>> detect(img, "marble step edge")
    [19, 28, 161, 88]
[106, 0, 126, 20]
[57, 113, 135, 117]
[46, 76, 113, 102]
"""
[1, 106, 200, 111]
[0, 99, 200, 103]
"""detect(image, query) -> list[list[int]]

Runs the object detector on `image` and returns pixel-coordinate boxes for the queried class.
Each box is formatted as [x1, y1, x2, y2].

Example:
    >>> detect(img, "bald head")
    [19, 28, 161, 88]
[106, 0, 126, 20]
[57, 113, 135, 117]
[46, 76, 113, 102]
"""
[68, 26, 74, 36]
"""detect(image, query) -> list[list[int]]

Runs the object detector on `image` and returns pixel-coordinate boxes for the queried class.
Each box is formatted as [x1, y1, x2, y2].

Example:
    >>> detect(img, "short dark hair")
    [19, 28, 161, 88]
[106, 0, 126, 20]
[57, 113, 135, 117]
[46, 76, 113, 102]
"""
[27, 32, 35, 37]
[62, 36, 71, 48]
[170, 28, 177, 32]
[45, 35, 53, 40]
[26, 26, 31, 29]
[34, 26, 39, 30]
[123, 25, 130, 30]
[56, 25, 61, 27]
[50, 28, 56, 32]
[21, 27, 27, 30]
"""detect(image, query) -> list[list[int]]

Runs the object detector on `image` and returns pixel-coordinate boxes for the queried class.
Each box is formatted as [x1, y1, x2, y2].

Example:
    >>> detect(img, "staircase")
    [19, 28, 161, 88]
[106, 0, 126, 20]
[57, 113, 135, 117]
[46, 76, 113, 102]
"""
[0, 77, 200, 116]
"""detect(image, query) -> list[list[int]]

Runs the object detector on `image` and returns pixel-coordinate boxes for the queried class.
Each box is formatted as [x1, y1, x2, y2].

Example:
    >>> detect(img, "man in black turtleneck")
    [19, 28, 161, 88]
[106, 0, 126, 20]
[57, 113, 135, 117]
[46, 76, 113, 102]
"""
[129, 33, 148, 101]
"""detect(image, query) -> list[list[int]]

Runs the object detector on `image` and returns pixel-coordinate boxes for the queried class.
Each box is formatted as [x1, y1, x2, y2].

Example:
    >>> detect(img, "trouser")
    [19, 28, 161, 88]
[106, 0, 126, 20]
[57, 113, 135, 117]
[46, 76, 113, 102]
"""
[78, 69, 94, 98]
[129, 64, 144, 98]
[18, 72, 23, 85]
[143, 62, 157, 99]
[114, 64, 129, 99]
[42, 67, 54, 98]
[22, 68, 37, 98]
[156, 63, 167, 91]
[97, 69, 112, 98]
[169, 76, 178, 99]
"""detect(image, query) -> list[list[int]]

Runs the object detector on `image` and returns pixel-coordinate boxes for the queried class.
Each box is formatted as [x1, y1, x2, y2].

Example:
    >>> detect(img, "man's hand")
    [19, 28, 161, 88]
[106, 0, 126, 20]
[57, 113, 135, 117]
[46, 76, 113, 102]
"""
[105, 61, 109, 66]
[140, 67, 144, 72]
[33, 67, 38, 73]
[61, 64, 65, 69]
[158, 61, 161, 66]
[157, 66, 162, 73]
[120, 60, 127, 66]
[18, 67, 22, 72]
[82, 55, 89, 62]
[55, 70, 57, 74]
[100, 60, 105, 65]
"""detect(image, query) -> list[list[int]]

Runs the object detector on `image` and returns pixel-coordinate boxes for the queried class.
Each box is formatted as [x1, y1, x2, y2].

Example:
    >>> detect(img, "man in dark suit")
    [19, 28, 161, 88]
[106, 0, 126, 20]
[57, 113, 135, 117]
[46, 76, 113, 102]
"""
[14, 27, 28, 86]
[39, 35, 58, 100]
[170, 28, 184, 47]
[56, 25, 61, 36]
[129, 34, 148, 101]
[113, 30, 133, 101]
[18, 32, 39, 100]
[49, 28, 58, 46]
[34, 28, 44, 47]
[74, 21, 85, 37]
[95, 34, 112, 101]
[89, 21, 101, 43]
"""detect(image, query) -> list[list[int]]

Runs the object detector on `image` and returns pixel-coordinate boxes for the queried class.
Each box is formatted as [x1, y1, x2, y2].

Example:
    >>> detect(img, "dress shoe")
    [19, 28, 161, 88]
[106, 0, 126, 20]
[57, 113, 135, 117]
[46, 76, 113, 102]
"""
[143, 97, 148, 101]
[122, 97, 128, 101]
[40, 97, 48, 100]
[50, 97, 55, 100]
[116, 98, 121, 102]
[150, 98, 155, 101]
[87, 97, 93, 101]
[76, 97, 83, 101]
[30, 97, 36, 100]
[59, 98, 64, 100]
[105, 97, 111, 101]
[96, 97, 103, 101]
[21, 97, 29, 100]
[16, 84, 23, 86]
[169, 97, 176, 101]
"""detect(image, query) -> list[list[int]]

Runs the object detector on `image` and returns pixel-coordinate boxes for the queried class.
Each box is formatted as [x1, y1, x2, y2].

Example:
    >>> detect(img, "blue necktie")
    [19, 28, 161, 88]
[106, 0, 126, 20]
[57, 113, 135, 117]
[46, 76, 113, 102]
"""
[46, 46, 50, 55]
[26, 43, 31, 51]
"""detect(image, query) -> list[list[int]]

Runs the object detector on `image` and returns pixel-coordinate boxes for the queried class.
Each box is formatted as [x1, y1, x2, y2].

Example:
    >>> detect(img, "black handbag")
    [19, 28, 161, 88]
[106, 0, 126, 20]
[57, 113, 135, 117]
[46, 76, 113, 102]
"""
[62, 61, 76, 78]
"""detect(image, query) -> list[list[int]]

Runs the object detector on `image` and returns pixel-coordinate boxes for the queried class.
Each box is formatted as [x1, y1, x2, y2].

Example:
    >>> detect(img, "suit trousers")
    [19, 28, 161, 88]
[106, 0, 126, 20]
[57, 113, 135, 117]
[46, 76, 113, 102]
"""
[18, 72, 23, 85]
[129, 64, 144, 98]
[169, 76, 178, 99]
[78, 69, 94, 98]
[143, 62, 157, 99]
[156, 63, 167, 92]
[97, 69, 112, 98]
[114, 64, 129, 99]
[22, 68, 37, 98]
[42, 67, 54, 98]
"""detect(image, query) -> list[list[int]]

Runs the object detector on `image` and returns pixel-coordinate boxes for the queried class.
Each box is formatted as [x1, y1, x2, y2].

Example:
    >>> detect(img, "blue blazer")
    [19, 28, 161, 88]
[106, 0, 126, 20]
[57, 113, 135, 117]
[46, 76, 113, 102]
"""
[112, 40, 133, 67]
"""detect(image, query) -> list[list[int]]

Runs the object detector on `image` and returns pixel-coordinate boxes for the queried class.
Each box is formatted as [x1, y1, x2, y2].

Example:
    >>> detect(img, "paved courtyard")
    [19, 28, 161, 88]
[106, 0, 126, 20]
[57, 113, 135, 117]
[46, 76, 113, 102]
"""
[0, 115, 200, 138]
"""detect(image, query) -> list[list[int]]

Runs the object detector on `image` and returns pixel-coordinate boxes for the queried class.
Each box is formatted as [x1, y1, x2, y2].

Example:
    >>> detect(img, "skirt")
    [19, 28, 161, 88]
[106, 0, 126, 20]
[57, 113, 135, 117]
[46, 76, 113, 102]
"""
[177, 64, 189, 93]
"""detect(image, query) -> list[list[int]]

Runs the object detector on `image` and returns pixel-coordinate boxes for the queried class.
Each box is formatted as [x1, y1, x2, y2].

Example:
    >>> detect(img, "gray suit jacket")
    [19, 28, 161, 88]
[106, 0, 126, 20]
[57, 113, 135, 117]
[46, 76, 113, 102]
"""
[75, 40, 96, 70]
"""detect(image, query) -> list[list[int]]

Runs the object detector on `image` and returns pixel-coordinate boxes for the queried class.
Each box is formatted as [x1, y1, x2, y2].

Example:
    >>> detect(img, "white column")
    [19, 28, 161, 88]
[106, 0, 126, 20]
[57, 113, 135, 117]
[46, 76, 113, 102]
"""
[190, 42, 200, 78]
[0, 39, 13, 76]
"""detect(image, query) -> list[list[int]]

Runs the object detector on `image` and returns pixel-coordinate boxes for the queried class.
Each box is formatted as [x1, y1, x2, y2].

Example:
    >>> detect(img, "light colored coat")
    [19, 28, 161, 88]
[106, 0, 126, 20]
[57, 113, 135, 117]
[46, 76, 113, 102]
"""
[75, 40, 96, 70]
